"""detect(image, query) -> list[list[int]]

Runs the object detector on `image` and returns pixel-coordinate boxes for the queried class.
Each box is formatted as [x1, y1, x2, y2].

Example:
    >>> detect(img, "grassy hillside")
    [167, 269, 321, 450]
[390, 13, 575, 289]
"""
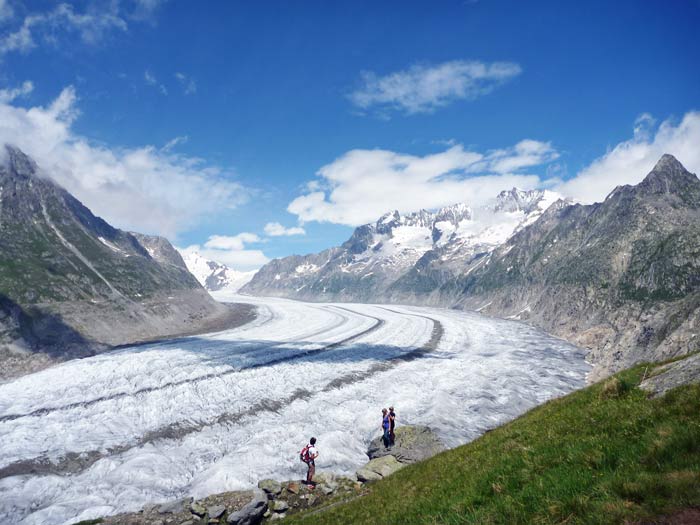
[288, 362, 700, 524]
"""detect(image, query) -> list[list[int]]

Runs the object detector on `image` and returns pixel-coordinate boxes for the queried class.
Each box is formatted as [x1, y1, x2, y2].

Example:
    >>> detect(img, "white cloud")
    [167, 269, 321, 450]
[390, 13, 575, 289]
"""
[0, 0, 13, 22]
[556, 111, 700, 203]
[264, 222, 306, 237]
[205, 233, 262, 251]
[132, 0, 168, 19]
[0, 80, 33, 102]
[180, 233, 270, 271]
[349, 60, 522, 115]
[161, 135, 188, 152]
[175, 72, 197, 95]
[144, 70, 167, 95]
[288, 111, 700, 227]
[0, 85, 248, 239]
[0, 3, 128, 56]
[288, 141, 556, 226]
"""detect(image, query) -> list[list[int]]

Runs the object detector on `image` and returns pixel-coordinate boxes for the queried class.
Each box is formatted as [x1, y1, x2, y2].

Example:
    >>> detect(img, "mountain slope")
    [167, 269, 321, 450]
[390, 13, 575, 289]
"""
[451, 154, 700, 379]
[0, 145, 238, 376]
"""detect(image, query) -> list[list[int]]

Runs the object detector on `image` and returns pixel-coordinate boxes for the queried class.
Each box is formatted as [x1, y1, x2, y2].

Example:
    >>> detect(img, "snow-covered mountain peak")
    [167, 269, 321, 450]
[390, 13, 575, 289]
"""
[494, 188, 561, 215]
[179, 250, 256, 292]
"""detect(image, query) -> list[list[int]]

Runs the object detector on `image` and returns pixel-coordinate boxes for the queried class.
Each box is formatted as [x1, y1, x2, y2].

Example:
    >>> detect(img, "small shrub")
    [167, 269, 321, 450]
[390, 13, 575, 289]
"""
[599, 377, 626, 399]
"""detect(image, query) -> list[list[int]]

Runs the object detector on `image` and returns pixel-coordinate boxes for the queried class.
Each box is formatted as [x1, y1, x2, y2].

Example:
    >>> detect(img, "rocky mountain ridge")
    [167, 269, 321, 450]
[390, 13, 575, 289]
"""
[243, 155, 699, 378]
[0, 145, 246, 379]
[243, 189, 559, 302]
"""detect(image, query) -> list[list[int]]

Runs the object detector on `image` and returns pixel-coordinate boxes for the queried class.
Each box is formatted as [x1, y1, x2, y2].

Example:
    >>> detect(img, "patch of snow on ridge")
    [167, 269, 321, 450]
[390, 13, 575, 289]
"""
[97, 236, 124, 254]
[295, 263, 319, 274]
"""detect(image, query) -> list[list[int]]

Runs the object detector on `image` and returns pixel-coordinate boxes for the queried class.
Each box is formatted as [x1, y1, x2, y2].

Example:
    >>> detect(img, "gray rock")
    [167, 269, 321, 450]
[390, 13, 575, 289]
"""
[356, 456, 405, 482]
[640, 353, 700, 397]
[158, 498, 189, 514]
[227, 489, 267, 525]
[272, 500, 289, 512]
[355, 467, 382, 483]
[257, 478, 282, 496]
[367, 425, 445, 464]
[207, 505, 226, 519]
[319, 484, 334, 495]
[189, 502, 206, 517]
[312, 472, 335, 485]
[269, 513, 286, 521]
[179, 521, 194, 525]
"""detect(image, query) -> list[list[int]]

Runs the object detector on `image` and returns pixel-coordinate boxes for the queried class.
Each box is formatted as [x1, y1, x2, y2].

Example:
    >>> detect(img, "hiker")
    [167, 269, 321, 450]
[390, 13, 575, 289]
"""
[382, 408, 391, 448]
[300, 437, 318, 488]
[389, 406, 396, 446]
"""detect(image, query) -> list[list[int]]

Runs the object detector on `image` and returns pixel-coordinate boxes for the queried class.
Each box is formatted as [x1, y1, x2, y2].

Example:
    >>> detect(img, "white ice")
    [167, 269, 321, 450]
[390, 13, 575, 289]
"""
[0, 294, 590, 525]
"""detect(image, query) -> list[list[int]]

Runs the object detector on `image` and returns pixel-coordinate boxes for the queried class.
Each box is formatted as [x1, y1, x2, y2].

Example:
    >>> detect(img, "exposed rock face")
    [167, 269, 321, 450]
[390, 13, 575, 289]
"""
[243, 155, 699, 378]
[640, 352, 700, 397]
[367, 425, 446, 464]
[453, 154, 700, 379]
[0, 145, 236, 374]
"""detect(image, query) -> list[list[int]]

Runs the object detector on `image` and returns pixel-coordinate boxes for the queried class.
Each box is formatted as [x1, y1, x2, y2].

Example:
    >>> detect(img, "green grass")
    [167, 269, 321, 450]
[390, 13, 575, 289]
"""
[288, 364, 700, 525]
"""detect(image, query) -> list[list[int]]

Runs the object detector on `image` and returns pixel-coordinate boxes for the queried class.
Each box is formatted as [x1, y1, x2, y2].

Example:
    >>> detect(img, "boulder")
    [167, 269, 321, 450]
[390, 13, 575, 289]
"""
[208, 505, 226, 519]
[269, 513, 286, 521]
[190, 502, 206, 517]
[356, 455, 404, 482]
[356, 467, 382, 482]
[319, 484, 334, 496]
[313, 472, 335, 485]
[227, 489, 267, 525]
[272, 500, 289, 513]
[257, 479, 282, 497]
[286, 482, 300, 494]
[367, 425, 445, 464]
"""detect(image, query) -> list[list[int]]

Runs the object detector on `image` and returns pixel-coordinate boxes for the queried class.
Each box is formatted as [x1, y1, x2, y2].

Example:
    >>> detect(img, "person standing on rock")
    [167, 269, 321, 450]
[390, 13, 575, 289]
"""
[389, 406, 396, 446]
[301, 437, 318, 488]
[382, 408, 391, 448]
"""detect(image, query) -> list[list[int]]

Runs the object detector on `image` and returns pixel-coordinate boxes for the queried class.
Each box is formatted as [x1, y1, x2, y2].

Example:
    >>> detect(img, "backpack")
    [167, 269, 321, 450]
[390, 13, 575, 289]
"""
[300, 445, 311, 463]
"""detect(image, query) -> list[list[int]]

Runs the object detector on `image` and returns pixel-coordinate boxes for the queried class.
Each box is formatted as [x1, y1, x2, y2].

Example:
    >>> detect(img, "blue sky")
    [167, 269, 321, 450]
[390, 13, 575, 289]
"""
[0, 0, 699, 269]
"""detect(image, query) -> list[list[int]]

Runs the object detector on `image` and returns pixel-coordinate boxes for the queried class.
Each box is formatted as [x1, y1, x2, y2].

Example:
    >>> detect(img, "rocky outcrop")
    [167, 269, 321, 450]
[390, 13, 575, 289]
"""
[0, 145, 251, 378]
[640, 352, 700, 397]
[356, 425, 445, 482]
[367, 425, 446, 464]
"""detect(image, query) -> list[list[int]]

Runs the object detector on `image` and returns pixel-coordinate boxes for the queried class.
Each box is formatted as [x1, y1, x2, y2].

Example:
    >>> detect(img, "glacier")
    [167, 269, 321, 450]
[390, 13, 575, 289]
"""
[0, 293, 590, 524]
